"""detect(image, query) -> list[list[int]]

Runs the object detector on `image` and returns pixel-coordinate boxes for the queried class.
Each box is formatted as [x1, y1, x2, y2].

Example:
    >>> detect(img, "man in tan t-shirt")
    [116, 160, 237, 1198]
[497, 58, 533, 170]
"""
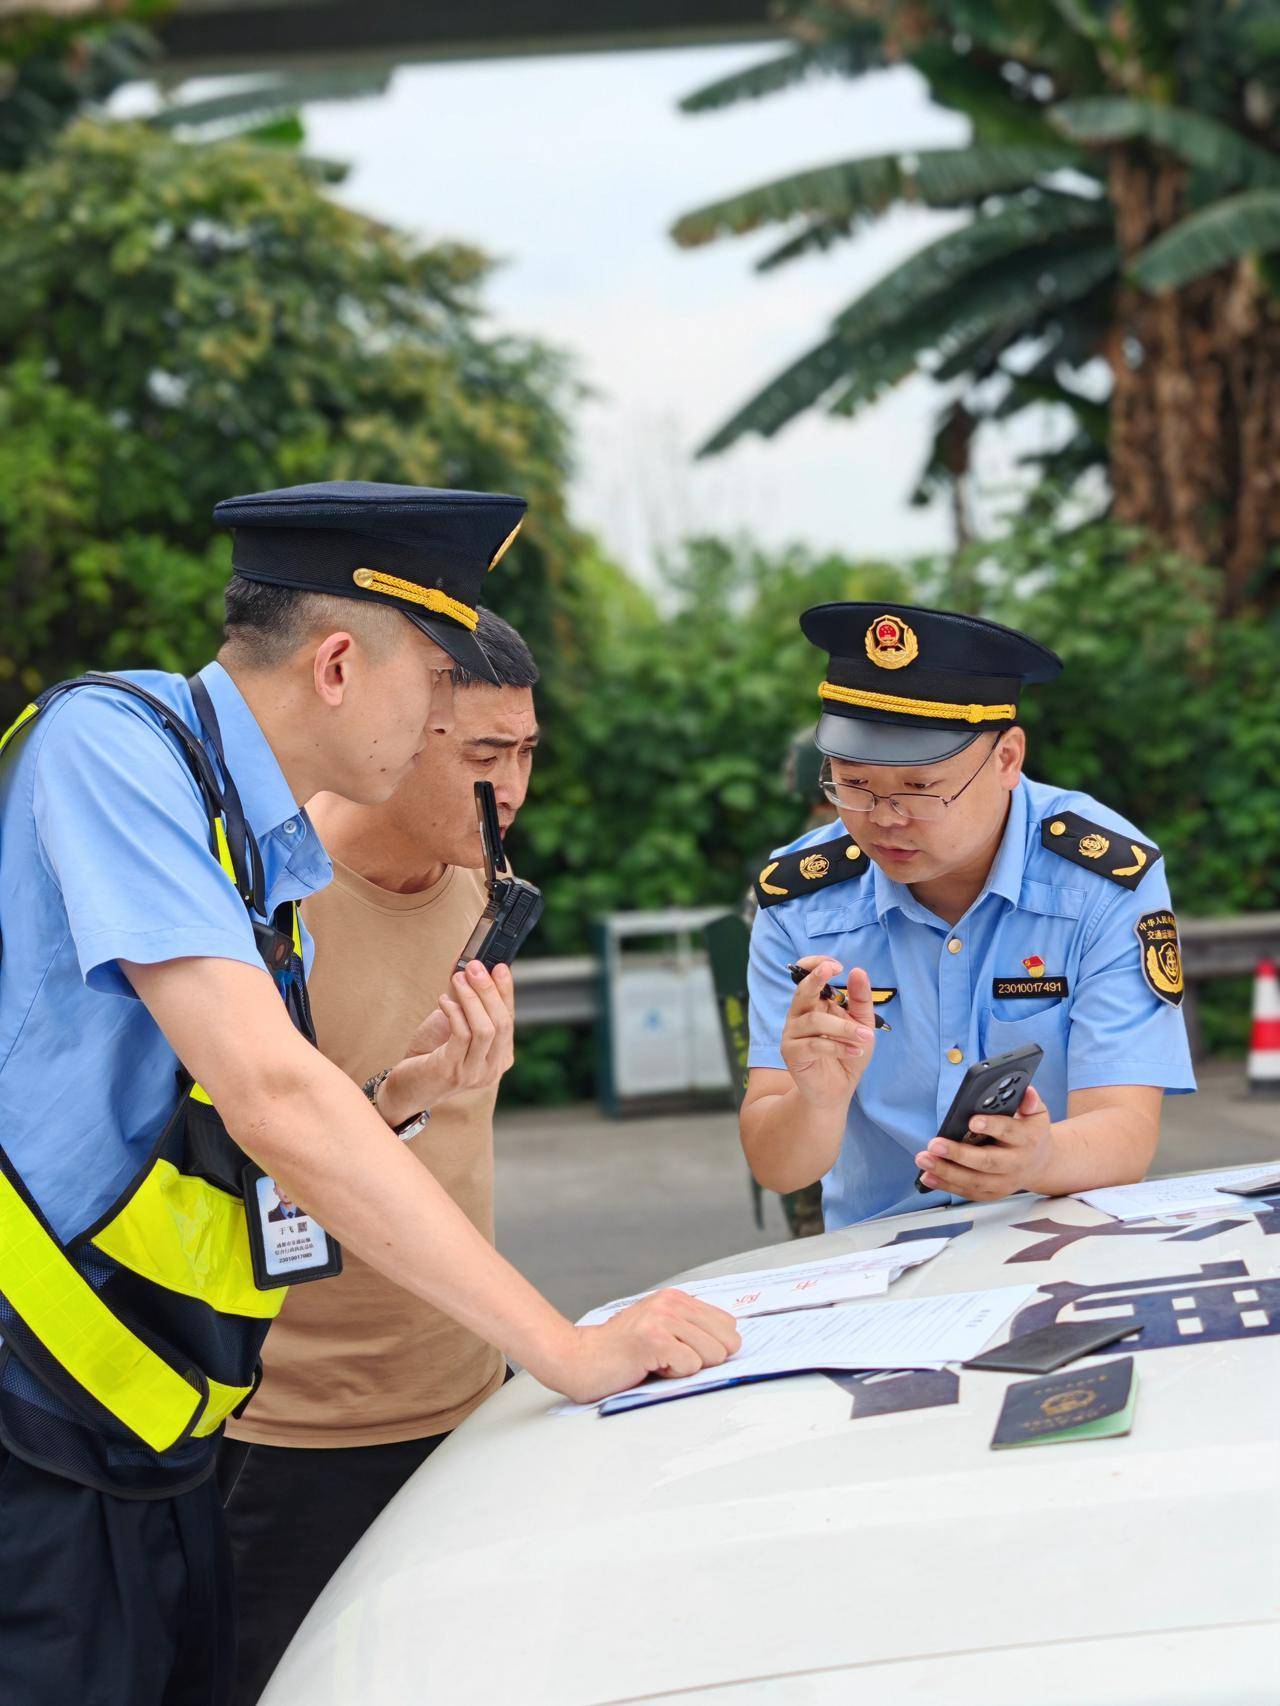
[222, 608, 540, 1703]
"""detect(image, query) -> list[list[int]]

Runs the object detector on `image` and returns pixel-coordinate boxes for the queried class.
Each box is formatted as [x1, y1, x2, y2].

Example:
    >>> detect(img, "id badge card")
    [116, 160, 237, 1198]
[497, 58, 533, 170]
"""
[242, 1163, 343, 1290]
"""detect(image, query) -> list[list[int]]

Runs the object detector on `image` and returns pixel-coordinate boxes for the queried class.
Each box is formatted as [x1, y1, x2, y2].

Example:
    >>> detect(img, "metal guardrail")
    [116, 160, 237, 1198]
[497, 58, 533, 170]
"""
[514, 914, 1280, 1041]
[1181, 913, 1280, 978]
[1180, 913, 1280, 1057]
[513, 956, 599, 1028]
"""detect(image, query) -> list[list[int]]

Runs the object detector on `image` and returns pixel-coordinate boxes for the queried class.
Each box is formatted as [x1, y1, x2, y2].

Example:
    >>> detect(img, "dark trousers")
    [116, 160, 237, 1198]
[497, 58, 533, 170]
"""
[220, 1432, 445, 1705]
[0, 1444, 235, 1706]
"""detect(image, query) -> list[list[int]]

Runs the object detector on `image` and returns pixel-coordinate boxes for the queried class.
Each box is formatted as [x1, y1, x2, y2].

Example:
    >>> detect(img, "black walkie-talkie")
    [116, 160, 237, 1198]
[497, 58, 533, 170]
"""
[455, 780, 544, 972]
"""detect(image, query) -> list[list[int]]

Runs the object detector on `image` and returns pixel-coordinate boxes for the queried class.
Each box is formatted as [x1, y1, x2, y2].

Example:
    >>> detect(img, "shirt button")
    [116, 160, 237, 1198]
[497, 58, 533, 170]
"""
[282, 820, 299, 836]
[947, 938, 962, 954]
[947, 1047, 964, 1065]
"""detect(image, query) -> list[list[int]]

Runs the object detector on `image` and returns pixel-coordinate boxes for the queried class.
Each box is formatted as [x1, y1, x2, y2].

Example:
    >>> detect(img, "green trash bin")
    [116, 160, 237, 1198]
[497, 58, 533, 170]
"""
[702, 912, 823, 1240]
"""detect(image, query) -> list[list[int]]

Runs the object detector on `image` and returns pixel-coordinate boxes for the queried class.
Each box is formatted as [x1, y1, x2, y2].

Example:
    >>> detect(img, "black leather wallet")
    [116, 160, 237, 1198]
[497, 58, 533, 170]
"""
[964, 1319, 1141, 1374]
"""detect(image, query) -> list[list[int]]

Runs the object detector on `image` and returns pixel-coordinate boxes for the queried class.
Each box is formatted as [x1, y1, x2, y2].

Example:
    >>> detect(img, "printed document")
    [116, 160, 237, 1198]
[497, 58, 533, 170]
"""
[575, 1238, 951, 1327]
[1076, 1164, 1280, 1224]
[596, 1284, 1034, 1415]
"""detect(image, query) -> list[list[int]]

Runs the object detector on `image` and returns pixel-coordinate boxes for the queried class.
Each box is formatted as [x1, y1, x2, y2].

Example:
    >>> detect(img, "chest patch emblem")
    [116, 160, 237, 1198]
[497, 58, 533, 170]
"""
[1136, 909, 1184, 1006]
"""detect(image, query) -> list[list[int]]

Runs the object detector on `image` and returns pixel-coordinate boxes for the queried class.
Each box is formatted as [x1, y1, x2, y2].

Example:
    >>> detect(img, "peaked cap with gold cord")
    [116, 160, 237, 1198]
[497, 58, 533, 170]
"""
[801, 601, 1063, 766]
[214, 480, 527, 686]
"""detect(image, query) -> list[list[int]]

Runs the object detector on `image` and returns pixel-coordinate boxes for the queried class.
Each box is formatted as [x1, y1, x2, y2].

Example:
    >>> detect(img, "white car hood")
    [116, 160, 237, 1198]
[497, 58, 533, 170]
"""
[263, 1187, 1280, 1704]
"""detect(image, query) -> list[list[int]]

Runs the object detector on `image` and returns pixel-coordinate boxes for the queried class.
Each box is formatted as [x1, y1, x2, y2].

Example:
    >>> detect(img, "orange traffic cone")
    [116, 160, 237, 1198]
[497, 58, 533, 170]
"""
[1247, 958, 1280, 1094]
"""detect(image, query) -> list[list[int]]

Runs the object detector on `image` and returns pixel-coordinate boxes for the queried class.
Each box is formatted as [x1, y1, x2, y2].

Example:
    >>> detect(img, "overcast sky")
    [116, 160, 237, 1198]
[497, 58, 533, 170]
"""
[301, 45, 974, 576]
[124, 44, 1051, 576]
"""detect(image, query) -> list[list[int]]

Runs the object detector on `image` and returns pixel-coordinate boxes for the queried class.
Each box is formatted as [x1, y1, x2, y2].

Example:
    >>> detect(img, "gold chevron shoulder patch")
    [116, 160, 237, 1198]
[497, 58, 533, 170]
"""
[1041, 811, 1161, 891]
[754, 835, 869, 910]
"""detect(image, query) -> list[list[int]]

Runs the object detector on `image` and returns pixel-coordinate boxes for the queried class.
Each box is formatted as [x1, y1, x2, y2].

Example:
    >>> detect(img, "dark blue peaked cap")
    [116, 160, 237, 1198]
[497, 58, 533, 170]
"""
[801, 601, 1062, 765]
[213, 480, 527, 685]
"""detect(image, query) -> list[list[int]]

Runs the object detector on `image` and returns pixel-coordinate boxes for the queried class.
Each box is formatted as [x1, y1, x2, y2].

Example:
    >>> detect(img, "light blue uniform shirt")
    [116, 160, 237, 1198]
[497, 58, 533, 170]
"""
[747, 777, 1196, 1231]
[0, 662, 331, 1243]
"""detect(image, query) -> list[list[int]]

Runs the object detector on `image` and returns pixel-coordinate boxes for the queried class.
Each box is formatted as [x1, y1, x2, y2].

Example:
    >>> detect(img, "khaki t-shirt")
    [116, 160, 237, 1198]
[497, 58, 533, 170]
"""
[227, 859, 506, 1447]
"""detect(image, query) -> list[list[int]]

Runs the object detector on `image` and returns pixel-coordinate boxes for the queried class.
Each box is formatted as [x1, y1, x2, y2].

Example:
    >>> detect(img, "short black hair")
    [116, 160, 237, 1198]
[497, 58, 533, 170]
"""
[221, 579, 536, 685]
[220, 575, 402, 667]
[452, 607, 539, 690]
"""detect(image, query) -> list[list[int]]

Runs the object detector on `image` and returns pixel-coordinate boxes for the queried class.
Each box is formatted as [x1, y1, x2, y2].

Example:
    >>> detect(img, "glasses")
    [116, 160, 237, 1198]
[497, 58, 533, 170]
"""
[819, 735, 1001, 822]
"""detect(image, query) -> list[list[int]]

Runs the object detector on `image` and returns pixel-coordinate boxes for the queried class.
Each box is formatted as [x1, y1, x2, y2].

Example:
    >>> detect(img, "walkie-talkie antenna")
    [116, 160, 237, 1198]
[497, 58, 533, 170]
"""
[474, 780, 502, 891]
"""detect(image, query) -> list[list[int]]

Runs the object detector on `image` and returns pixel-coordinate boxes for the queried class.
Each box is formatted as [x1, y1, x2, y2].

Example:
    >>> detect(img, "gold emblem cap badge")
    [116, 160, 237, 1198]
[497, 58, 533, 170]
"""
[865, 615, 919, 670]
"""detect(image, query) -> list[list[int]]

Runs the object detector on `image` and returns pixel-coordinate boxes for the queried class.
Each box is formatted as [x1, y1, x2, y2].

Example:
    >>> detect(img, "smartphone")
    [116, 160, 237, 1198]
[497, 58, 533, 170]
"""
[915, 1042, 1044, 1192]
[785, 963, 891, 1031]
[454, 781, 544, 973]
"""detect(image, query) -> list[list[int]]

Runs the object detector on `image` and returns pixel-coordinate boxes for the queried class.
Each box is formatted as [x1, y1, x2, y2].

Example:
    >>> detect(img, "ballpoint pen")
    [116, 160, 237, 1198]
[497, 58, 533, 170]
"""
[785, 963, 892, 1030]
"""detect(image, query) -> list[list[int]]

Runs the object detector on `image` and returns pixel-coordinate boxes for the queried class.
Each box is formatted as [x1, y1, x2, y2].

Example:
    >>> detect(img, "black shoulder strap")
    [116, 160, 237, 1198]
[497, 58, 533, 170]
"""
[6, 671, 315, 1042]
[13, 672, 263, 914]
[753, 832, 869, 911]
[188, 675, 267, 916]
[1040, 811, 1161, 891]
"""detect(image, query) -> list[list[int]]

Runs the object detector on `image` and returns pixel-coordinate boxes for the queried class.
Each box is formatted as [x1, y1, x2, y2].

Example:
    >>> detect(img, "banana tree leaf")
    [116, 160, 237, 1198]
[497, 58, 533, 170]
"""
[149, 68, 391, 134]
[993, 371, 1108, 439]
[1018, 429, 1108, 487]
[823, 312, 952, 419]
[679, 29, 881, 113]
[1129, 188, 1280, 290]
[947, 0, 1105, 85]
[926, 242, 1116, 385]
[696, 332, 852, 454]
[833, 193, 1109, 341]
[672, 144, 1081, 248]
[755, 216, 855, 272]
[1051, 97, 1280, 190]
[699, 234, 1114, 455]
[913, 144, 1083, 203]
[907, 43, 1062, 147]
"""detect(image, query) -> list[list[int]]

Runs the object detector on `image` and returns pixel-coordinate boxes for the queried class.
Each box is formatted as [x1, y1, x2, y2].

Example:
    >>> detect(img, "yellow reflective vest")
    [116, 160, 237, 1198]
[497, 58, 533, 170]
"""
[0, 675, 319, 1495]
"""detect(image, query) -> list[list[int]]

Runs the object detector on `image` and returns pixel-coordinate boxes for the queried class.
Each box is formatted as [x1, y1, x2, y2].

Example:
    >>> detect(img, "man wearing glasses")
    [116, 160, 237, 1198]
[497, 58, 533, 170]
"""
[741, 602, 1194, 1230]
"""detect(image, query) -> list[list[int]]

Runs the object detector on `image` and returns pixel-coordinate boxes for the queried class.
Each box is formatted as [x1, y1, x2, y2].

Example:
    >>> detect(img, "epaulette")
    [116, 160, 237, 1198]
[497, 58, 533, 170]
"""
[1040, 811, 1161, 891]
[754, 833, 869, 910]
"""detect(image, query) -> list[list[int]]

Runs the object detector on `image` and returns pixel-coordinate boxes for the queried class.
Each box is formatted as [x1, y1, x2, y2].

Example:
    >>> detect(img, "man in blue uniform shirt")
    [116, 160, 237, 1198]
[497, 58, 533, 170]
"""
[743, 602, 1195, 1231]
[0, 482, 737, 1706]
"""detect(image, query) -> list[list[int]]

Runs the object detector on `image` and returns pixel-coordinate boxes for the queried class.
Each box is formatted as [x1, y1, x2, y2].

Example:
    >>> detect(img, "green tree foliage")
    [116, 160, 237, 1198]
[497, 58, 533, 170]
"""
[0, 120, 580, 712]
[506, 539, 911, 1101]
[0, 1, 391, 167]
[509, 516, 1277, 1098]
[672, 2, 1280, 605]
[526, 538, 910, 956]
[0, 8, 157, 171]
[958, 513, 1280, 930]
[962, 512, 1280, 1053]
